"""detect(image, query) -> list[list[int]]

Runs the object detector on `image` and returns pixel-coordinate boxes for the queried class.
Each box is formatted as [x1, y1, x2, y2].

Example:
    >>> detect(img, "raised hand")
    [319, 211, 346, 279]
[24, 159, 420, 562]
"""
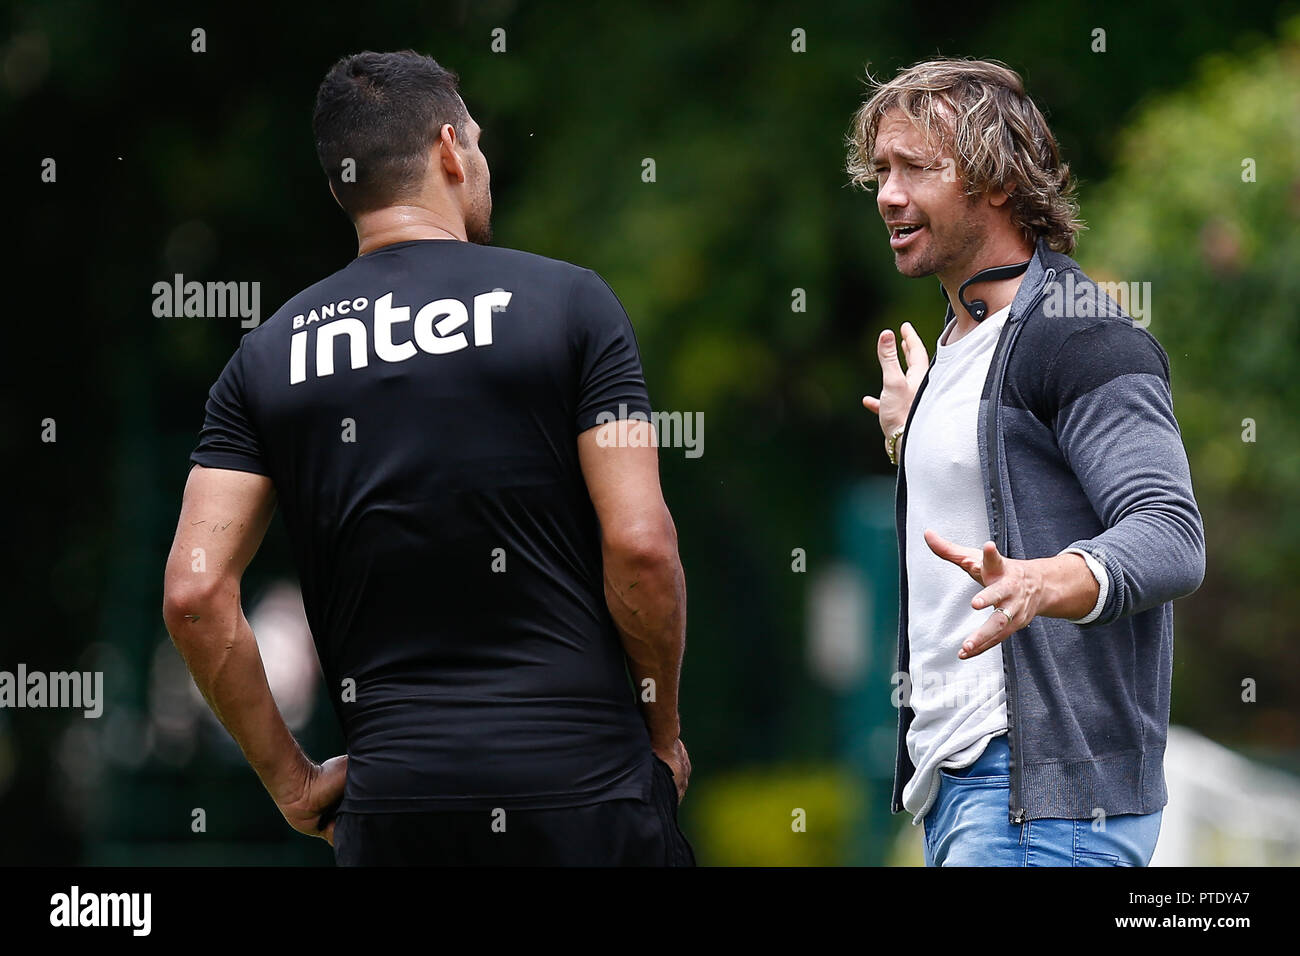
[862, 321, 929, 438]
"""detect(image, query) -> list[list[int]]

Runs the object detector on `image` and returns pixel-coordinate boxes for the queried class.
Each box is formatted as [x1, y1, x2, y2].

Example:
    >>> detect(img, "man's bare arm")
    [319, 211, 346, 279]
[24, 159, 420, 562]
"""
[161, 465, 346, 842]
[578, 420, 689, 799]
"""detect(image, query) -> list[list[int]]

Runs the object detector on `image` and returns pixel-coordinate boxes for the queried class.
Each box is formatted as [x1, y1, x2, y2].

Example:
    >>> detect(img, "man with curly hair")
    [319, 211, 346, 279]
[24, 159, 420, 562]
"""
[850, 59, 1205, 866]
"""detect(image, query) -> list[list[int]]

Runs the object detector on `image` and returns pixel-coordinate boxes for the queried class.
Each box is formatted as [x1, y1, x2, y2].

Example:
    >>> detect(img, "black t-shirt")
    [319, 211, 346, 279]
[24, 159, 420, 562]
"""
[190, 239, 656, 812]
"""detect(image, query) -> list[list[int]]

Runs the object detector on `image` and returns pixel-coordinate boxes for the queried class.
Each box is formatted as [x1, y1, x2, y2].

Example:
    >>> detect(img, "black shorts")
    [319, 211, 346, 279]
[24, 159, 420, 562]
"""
[332, 757, 696, 866]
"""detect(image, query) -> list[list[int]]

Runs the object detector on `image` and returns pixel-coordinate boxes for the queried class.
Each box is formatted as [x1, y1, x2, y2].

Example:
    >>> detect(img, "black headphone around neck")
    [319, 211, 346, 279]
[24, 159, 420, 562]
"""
[956, 258, 1033, 322]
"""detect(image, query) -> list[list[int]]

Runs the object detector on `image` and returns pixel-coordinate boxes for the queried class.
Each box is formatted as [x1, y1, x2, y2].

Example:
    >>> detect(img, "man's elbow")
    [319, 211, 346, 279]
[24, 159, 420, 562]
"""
[161, 565, 238, 635]
[603, 516, 681, 576]
[1170, 505, 1208, 600]
[1180, 531, 1207, 599]
[1148, 526, 1206, 609]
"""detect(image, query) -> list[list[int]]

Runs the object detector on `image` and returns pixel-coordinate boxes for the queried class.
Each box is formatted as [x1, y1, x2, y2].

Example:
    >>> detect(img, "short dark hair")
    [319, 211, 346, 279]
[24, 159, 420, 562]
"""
[313, 50, 468, 217]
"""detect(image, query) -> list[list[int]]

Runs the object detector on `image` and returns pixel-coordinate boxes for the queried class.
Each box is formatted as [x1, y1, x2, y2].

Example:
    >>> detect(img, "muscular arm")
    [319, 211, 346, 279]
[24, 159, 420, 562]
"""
[578, 420, 687, 771]
[161, 465, 344, 840]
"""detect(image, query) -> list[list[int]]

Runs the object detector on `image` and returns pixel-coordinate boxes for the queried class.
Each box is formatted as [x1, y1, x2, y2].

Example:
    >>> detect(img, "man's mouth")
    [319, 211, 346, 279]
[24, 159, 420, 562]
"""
[890, 224, 926, 250]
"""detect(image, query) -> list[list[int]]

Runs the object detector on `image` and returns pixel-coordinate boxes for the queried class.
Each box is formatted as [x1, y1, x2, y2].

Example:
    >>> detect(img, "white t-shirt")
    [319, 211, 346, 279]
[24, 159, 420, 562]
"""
[901, 305, 1011, 824]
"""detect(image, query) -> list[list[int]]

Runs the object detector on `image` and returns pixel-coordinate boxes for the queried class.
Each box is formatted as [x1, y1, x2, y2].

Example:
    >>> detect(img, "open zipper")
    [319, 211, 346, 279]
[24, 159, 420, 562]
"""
[985, 266, 1056, 824]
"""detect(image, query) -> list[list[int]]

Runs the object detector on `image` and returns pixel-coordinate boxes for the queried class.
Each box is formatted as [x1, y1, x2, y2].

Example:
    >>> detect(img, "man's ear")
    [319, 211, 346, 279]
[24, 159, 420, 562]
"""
[988, 182, 1015, 208]
[328, 178, 343, 210]
[436, 123, 467, 184]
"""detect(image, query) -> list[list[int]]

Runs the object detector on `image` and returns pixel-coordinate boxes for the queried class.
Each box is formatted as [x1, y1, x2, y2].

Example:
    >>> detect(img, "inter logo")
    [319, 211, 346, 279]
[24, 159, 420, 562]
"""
[289, 289, 512, 384]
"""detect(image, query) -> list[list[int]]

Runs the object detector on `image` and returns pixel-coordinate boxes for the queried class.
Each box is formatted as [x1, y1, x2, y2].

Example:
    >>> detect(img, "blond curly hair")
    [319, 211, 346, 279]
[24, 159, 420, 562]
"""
[846, 58, 1083, 254]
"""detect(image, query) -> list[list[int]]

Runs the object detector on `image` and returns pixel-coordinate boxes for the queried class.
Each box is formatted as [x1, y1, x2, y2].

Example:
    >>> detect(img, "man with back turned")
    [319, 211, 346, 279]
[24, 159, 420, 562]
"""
[162, 50, 693, 866]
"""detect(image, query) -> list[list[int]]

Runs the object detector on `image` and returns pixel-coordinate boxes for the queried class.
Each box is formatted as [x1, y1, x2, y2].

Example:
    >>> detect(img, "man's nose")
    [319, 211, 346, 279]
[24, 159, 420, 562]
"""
[877, 174, 907, 215]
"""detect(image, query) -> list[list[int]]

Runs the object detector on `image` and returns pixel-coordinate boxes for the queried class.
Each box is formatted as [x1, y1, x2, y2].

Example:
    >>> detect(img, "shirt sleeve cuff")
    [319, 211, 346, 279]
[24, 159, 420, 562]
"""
[1059, 547, 1109, 625]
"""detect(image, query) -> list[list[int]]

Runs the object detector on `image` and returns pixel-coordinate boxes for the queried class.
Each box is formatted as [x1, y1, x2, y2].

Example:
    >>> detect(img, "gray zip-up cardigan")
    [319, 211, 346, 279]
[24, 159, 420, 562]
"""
[891, 238, 1206, 823]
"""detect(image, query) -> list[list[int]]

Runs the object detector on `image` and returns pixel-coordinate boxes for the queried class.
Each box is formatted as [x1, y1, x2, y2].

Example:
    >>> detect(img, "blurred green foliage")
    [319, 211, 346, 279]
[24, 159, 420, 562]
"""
[693, 764, 860, 866]
[1082, 16, 1300, 757]
[3, 0, 1298, 864]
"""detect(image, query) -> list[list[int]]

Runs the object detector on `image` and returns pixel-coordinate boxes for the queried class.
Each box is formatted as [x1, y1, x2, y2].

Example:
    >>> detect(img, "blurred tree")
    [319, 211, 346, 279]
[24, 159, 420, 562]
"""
[1081, 15, 1300, 761]
[3, 0, 1296, 863]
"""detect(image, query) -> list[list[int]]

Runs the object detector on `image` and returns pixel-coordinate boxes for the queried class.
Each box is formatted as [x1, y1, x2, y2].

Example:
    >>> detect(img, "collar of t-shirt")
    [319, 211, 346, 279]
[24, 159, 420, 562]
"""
[934, 303, 1012, 361]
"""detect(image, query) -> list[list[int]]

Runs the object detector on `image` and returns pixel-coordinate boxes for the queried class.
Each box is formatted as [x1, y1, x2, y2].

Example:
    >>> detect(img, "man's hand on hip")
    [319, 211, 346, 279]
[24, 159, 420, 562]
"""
[924, 530, 1100, 660]
[274, 754, 349, 846]
[653, 737, 691, 805]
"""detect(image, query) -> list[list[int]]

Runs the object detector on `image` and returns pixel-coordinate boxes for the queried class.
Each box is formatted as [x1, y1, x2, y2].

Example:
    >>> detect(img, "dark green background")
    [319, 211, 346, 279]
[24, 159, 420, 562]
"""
[3, 0, 1297, 865]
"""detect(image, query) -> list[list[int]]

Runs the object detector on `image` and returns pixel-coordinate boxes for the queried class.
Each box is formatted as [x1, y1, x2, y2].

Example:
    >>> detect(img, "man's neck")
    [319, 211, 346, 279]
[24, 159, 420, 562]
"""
[939, 237, 1035, 344]
[353, 204, 466, 257]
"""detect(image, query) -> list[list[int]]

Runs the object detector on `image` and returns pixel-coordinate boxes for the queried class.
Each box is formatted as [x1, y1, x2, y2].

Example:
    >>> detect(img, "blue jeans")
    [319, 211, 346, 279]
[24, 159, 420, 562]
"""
[922, 734, 1163, 867]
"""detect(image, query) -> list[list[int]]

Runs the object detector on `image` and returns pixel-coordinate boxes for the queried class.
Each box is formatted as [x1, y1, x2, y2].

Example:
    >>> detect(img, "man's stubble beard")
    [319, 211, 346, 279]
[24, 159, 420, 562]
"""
[466, 182, 493, 245]
[895, 197, 985, 280]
